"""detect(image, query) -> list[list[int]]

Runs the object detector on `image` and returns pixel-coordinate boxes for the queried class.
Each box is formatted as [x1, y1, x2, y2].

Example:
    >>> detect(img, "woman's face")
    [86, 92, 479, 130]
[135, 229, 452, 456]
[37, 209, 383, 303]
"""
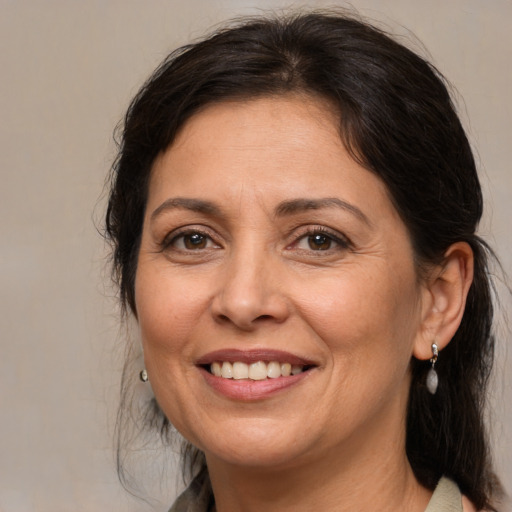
[135, 96, 430, 470]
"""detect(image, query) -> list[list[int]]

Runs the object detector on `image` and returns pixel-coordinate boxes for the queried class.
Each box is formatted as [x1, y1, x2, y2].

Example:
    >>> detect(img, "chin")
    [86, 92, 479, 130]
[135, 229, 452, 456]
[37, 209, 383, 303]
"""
[205, 444, 306, 470]
[197, 421, 312, 469]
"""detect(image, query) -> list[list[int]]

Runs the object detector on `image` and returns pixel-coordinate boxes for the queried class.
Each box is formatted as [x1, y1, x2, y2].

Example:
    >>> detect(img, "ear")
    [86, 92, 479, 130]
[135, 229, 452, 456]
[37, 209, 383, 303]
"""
[413, 242, 474, 360]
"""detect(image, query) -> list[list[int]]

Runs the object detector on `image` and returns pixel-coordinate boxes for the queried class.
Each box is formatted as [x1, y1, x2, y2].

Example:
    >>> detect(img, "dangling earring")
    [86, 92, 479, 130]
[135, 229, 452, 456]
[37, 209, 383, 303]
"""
[426, 343, 439, 395]
[139, 369, 148, 382]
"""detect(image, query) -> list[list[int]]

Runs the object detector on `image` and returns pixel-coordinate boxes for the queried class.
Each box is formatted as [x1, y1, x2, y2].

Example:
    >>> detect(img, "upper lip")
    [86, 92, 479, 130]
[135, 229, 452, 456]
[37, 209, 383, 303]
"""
[195, 349, 317, 366]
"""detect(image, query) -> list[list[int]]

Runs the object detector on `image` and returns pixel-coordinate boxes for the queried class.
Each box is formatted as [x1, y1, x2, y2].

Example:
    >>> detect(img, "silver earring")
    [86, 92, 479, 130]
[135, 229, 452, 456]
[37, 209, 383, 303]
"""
[426, 343, 439, 395]
[139, 369, 148, 382]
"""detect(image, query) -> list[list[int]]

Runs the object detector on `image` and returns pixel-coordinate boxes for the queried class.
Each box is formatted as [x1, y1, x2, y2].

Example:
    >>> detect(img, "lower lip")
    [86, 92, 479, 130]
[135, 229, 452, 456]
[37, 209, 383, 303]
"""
[199, 367, 312, 401]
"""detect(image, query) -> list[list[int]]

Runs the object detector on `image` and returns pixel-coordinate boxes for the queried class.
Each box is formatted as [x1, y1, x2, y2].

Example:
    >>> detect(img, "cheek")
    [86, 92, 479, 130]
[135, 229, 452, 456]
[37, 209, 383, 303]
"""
[134, 268, 209, 436]
[135, 267, 207, 358]
[292, 264, 421, 362]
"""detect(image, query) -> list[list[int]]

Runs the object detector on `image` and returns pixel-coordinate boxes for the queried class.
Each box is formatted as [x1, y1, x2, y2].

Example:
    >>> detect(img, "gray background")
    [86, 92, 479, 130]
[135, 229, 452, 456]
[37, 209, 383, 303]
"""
[1, 1, 510, 510]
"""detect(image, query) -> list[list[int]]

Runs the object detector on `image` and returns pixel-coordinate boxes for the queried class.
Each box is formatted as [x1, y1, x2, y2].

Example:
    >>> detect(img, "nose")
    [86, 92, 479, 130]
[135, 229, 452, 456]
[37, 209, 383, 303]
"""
[210, 249, 290, 331]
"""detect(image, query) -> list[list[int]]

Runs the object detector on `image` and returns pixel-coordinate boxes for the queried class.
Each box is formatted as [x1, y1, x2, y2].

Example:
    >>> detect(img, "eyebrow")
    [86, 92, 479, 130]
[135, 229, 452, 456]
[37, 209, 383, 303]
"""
[275, 197, 371, 225]
[150, 197, 222, 220]
[151, 196, 371, 226]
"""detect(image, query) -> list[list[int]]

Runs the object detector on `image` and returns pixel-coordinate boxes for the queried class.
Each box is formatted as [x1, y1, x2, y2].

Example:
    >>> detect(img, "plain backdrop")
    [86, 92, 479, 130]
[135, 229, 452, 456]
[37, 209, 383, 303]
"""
[1, 1, 510, 510]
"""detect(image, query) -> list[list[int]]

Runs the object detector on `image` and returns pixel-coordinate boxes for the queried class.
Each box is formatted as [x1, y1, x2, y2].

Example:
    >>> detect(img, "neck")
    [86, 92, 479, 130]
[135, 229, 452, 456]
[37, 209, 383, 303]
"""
[205, 403, 431, 512]
[208, 452, 428, 512]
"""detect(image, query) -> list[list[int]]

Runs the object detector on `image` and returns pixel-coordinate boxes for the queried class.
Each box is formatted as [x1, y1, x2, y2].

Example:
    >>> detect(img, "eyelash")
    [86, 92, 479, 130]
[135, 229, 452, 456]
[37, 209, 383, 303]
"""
[160, 225, 351, 254]
[161, 227, 220, 252]
[289, 226, 351, 253]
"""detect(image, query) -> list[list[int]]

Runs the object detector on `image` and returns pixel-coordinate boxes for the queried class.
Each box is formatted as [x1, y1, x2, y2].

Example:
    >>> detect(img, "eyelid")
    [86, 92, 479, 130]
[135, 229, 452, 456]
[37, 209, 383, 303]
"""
[159, 223, 350, 253]
[161, 225, 221, 250]
[287, 225, 352, 251]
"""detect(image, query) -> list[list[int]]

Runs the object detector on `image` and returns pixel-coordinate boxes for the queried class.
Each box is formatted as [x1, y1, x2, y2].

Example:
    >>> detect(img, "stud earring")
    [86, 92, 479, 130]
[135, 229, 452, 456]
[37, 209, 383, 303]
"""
[139, 369, 148, 382]
[426, 343, 439, 395]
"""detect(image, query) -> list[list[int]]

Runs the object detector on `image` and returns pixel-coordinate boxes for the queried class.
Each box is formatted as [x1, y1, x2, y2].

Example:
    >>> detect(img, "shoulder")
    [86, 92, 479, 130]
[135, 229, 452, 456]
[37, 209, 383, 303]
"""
[426, 477, 472, 512]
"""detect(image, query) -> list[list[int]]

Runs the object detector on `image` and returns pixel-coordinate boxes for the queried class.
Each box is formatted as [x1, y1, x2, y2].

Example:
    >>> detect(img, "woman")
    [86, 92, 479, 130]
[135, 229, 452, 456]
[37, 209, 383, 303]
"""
[105, 11, 505, 511]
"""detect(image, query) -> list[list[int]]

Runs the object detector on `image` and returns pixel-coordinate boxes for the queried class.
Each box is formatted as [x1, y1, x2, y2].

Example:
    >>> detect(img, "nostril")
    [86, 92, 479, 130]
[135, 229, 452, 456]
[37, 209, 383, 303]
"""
[214, 312, 275, 329]
[255, 314, 273, 321]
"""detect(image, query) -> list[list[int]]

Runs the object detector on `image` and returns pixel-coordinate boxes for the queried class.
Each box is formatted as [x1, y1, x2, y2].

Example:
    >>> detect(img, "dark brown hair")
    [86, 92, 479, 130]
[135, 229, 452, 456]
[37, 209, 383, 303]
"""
[105, 10, 501, 509]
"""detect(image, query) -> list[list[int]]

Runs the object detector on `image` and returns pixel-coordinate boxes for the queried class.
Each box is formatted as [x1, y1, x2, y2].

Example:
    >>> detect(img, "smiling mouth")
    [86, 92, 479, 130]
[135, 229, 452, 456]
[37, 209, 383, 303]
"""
[205, 361, 314, 380]
[196, 350, 317, 400]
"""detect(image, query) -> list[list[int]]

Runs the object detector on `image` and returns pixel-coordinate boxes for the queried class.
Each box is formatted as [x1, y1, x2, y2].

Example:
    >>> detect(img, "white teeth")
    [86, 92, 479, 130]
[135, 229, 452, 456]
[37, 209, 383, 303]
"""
[280, 363, 291, 377]
[291, 364, 302, 375]
[209, 360, 308, 380]
[211, 361, 222, 377]
[233, 362, 249, 380]
[267, 361, 281, 379]
[249, 361, 267, 380]
[221, 361, 233, 379]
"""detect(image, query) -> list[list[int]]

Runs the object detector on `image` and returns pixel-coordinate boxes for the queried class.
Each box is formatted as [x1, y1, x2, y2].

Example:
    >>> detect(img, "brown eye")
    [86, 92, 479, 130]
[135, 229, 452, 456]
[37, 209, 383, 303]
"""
[167, 230, 217, 251]
[307, 234, 332, 250]
[292, 228, 350, 253]
[183, 233, 208, 249]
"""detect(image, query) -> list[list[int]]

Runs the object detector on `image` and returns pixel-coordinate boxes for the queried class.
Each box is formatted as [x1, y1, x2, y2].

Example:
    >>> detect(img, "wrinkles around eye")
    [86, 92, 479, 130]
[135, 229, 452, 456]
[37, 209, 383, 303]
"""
[289, 227, 351, 253]
[158, 225, 352, 259]
[162, 229, 220, 252]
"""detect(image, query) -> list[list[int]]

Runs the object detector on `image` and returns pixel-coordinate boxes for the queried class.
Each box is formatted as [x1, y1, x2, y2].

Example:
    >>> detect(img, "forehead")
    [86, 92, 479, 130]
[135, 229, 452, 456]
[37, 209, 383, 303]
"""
[160, 95, 340, 172]
[147, 95, 395, 222]
[175, 94, 338, 143]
